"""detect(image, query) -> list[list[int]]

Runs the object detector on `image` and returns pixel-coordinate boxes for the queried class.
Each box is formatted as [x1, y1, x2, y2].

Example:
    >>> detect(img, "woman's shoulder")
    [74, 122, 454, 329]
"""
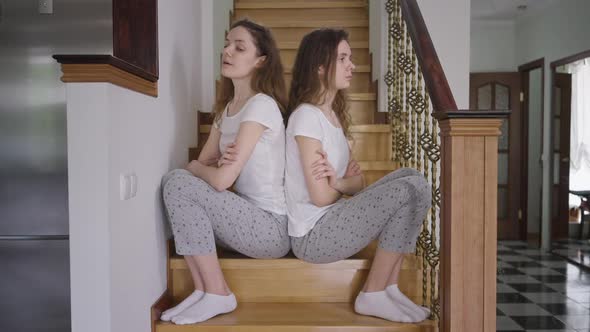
[290, 103, 321, 120]
[249, 93, 280, 110]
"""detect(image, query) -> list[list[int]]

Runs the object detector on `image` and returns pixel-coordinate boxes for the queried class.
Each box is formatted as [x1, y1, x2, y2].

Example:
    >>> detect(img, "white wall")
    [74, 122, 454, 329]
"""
[470, 20, 517, 72]
[372, 0, 471, 111]
[66, 1, 202, 331]
[418, 0, 470, 109]
[514, 0, 590, 248]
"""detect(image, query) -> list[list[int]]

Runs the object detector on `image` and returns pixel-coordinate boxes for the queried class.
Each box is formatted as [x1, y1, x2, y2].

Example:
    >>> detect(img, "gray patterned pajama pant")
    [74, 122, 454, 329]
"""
[291, 168, 431, 264]
[162, 169, 290, 258]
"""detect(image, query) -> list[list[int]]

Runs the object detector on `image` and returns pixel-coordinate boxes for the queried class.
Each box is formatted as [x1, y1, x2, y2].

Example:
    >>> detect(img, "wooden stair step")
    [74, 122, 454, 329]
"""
[273, 26, 369, 43]
[236, 0, 367, 9]
[349, 93, 376, 101]
[358, 161, 399, 186]
[279, 40, 368, 50]
[235, 18, 368, 28]
[284, 65, 370, 74]
[169, 249, 425, 303]
[349, 125, 391, 161]
[285, 72, 373, 93]
[155, 302, 436, 332]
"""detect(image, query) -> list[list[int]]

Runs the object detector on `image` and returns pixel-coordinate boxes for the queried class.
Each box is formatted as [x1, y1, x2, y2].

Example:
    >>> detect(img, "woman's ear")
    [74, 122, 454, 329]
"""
[318, 65, 325, 75]
[255, 55, 267, 68]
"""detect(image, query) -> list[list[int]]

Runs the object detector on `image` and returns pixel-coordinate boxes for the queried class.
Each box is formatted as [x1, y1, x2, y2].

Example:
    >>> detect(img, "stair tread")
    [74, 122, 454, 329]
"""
[236, 1, 367, 9]
[279, 40, 368, 49]
[349, 124, 390, 133]
[156, 302, 435, 331]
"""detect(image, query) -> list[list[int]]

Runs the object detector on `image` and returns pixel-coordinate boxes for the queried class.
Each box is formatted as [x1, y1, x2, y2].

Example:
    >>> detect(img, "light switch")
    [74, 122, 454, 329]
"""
[119, 172, 138, 200]
[39, 0, 53, 14]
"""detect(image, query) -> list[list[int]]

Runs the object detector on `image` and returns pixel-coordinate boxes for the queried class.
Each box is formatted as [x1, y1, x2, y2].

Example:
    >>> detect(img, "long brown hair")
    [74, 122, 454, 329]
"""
[286, 28, 351, 138]
[213, 19, 287, 125]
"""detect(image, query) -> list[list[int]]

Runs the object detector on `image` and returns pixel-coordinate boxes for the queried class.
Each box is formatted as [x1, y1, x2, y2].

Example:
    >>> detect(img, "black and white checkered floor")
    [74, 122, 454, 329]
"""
[552, 239, 590, 269]
[497, 241, 590, 331]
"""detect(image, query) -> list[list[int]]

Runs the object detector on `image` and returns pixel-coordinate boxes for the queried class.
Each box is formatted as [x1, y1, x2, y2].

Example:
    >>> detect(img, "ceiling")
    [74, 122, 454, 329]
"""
[471, 0, 561, 21]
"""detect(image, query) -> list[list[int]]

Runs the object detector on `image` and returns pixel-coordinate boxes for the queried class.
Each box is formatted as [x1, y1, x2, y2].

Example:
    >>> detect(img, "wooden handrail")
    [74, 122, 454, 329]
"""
[400, 0, 457, 113]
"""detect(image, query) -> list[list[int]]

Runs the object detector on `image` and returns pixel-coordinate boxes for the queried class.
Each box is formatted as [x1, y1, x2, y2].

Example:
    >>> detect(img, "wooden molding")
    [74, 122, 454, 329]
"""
[438, 118, 505, 137]
[57, 63, 158, 97]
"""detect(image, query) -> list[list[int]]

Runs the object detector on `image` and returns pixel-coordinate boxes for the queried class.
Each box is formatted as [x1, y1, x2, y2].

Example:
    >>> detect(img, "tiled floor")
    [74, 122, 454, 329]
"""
[497, 241, 590, 331]
[552, 239, 590, 269]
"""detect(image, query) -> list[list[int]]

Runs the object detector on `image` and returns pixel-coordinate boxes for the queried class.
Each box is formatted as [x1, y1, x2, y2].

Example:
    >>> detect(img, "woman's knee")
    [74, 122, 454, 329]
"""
[393, 167, 422, 178]
[161, 169, 190, 188]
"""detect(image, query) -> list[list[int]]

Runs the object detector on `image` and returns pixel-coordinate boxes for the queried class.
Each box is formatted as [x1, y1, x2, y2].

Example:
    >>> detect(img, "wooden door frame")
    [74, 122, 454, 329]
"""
[518, 58, 545, 247]
[550, 49, 590, 243]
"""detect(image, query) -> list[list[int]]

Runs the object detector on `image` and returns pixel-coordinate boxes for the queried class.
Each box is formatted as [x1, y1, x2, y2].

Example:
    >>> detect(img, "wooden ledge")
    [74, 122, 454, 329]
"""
[432, 110, 510, 121]
[53, 55, 158, 97]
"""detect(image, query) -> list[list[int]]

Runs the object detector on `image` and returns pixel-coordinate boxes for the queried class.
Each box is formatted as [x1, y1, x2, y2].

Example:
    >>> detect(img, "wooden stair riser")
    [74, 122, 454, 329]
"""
[233, 8, 368, 25]
[350, 131, 392, 161]
[281, 49, 371, 71]
[285, 72, 374, 93]
[235, 0, 368, 9]
[272, 27, 369, 46]
[170, 260, 426, 303]
[349, 99, 376, 124]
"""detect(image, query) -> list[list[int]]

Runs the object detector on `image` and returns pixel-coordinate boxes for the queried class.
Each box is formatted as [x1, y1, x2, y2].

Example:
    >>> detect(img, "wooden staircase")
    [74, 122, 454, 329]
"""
[153, 0, 435, 331]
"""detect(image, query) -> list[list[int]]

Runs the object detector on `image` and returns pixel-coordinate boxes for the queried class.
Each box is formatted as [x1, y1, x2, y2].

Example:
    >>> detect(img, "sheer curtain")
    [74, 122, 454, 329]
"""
[567, 58, 590, 191]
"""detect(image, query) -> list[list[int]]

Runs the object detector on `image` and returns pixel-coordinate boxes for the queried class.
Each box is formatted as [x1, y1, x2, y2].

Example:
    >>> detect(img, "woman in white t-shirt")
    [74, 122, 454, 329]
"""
[285, 28, 432, 323]
[160, 19, 289, 325]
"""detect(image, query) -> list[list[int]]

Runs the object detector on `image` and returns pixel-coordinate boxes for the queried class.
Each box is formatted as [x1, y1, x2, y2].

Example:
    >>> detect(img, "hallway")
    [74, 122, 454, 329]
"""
[497, 241, 590, 331]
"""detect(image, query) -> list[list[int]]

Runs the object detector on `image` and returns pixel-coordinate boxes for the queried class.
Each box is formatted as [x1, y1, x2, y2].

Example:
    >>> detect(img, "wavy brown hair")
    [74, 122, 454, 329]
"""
[213, 19, 287, 125]
[286, 28, 351, 138]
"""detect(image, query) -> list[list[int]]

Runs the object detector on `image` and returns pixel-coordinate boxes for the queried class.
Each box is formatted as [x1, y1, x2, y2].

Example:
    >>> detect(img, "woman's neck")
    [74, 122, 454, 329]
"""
[316, 90, 336, 114]
[232, 77, 255, 102]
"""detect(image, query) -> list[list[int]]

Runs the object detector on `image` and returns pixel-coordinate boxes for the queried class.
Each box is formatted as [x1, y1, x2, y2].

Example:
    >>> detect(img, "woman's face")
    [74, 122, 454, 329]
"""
[221, 26, 266, 80]
[333, 40, 355, 90]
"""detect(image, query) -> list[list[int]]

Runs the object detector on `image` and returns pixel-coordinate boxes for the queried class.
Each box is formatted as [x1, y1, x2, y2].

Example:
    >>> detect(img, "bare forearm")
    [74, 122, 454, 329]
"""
[334, 175, 365, 196]
[186, 162, 232, 192]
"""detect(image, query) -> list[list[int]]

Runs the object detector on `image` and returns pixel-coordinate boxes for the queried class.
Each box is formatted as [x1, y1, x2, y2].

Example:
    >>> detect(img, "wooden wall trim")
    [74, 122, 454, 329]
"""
[56, 62, 157, 97]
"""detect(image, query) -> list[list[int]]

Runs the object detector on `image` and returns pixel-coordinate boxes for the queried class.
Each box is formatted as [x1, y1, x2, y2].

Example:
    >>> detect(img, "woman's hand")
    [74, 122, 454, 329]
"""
[312, 149, 340, 189]
[344, 159, 362, 178]
[218, 142, 238, 167]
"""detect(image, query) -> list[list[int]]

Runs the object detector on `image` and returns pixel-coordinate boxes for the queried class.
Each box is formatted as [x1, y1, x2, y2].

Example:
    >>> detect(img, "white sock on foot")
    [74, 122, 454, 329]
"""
[386, 284, 430, 321]
[171, 292, 237, 325]
[354, 290, 414, 323]
[160, 290, 204, 321]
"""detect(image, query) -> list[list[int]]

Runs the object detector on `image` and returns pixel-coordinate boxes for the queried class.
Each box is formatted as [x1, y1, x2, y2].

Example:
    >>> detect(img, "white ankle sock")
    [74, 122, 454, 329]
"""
[354, 290, 414, 323]
[171, 292, 237, 325]
[160, 290, 204, 321]
[386, 284, 430, 321]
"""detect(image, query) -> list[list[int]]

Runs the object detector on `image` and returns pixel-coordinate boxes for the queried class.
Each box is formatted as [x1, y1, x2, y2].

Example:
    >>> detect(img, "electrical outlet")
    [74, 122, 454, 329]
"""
[38, 0, 53, 14]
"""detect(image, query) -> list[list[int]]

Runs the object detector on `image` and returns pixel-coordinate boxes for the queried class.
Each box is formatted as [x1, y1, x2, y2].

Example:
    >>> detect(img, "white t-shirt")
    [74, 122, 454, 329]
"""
[285, 103, 350, 237]
[216, 93, 287, 215]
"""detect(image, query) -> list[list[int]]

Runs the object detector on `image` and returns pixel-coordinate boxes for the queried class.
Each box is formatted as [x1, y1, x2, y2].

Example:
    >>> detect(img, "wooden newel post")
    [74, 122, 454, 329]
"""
[435, 112, 509, 332]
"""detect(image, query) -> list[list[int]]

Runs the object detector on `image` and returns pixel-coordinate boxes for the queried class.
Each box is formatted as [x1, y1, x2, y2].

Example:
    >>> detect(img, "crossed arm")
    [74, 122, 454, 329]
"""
[295, 136, 365, 207]
[187, 122, 266, 192]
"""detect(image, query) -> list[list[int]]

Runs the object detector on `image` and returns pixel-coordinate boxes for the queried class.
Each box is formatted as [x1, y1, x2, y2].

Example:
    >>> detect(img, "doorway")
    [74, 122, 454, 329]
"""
[550, 50, 590, 246]
[519, 59, 545, 248]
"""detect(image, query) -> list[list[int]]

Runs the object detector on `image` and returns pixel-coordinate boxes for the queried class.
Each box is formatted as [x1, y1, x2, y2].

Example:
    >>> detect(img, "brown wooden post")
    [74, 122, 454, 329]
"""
[435, 111, 509, 332]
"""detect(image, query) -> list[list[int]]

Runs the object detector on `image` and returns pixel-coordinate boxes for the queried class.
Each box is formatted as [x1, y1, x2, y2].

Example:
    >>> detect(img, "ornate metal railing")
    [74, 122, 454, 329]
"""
[385, 0, 442, 319]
